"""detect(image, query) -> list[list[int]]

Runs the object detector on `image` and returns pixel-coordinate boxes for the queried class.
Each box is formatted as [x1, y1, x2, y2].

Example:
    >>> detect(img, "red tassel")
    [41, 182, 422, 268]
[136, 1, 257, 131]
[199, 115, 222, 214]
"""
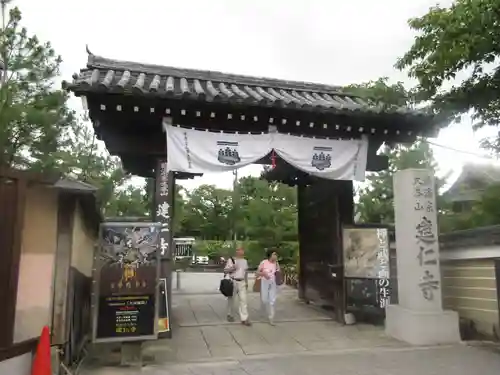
[271, 150, 276, 169]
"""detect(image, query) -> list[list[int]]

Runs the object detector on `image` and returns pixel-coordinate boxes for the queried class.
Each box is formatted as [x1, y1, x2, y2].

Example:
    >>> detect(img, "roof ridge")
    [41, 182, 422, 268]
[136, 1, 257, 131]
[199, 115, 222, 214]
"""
[86, 53, 354, 96]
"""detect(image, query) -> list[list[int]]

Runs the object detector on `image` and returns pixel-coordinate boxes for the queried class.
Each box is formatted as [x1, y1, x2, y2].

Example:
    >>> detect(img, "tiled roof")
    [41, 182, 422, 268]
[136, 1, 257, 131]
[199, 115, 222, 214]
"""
[62, 53, 427, 117]
[444, 163, 500, 202]
[53, 178, 98, 193]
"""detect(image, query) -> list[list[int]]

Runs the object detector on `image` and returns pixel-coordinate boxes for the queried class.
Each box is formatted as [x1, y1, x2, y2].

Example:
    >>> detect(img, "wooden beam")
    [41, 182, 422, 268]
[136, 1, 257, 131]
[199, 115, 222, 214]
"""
[100, 132, 166, 156]
[0, 338, 38, 361]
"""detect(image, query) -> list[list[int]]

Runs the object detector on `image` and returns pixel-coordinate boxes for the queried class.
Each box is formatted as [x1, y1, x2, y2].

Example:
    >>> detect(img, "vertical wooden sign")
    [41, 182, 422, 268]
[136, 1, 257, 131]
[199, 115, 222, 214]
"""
[154, 159, 174, 335]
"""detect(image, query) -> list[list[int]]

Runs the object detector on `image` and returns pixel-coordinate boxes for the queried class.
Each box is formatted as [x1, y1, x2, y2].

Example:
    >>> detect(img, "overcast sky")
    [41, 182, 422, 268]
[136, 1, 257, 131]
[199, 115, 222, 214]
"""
[20, 0, 497, 190]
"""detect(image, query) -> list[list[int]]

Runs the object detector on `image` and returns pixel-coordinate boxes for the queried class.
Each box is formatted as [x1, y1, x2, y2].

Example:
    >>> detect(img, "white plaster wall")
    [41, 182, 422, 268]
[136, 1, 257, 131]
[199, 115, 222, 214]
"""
[14, 185, 58, 343]
[0, 353, 32, 375]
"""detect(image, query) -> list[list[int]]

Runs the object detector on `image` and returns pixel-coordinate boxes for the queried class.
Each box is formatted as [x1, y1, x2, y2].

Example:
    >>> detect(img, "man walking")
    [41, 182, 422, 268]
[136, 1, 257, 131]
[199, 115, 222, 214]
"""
[224, 247, 251, 326]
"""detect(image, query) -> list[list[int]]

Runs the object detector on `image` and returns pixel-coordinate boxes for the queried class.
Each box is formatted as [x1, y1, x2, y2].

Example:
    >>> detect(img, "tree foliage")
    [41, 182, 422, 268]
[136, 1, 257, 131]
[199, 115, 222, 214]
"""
[396, 0, 500, 134]
[356, 140, 443, 224]
[0, 3, 135, 216]
[347, 79, 453, 227]
[0, 4, 75, 169]
[346, 77, 417, 108]
[393, 0, 500, 229]
[177, 177, 298, 245]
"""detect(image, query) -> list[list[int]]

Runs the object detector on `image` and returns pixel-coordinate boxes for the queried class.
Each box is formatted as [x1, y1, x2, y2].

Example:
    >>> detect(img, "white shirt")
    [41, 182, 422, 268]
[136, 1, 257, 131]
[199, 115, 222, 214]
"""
[225, 258, 248, 280]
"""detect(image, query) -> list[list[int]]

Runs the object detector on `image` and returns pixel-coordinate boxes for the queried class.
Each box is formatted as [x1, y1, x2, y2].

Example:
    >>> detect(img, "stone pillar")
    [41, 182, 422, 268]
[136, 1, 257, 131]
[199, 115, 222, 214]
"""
[154, 159, 174, 338]
[386, 169, 460, 345]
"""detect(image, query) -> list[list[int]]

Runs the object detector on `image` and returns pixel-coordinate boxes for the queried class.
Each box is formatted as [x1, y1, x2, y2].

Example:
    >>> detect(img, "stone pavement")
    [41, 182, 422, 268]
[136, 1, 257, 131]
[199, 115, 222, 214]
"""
[172, 272, 225, 295]
[170, 285, 331, 327]
[84, 280, 406, 368]
[85, 344, 500, 375]
[81, 273, 500, 374]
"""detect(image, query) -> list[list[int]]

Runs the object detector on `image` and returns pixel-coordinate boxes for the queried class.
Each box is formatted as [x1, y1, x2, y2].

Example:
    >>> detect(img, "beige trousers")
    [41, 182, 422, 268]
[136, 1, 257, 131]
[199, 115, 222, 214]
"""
[227, 280, 249, 321]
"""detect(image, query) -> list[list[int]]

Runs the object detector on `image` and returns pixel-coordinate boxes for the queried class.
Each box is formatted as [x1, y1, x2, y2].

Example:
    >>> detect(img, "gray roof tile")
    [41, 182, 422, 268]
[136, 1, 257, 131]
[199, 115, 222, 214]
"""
[62, 53, 428, 118]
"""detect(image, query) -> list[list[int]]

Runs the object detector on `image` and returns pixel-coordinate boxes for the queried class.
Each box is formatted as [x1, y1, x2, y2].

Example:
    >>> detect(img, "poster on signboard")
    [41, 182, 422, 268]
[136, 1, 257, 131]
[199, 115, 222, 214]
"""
[92, 222, 161, 343]
[342, 226, 390, 309]
[343, 227, 381, 278]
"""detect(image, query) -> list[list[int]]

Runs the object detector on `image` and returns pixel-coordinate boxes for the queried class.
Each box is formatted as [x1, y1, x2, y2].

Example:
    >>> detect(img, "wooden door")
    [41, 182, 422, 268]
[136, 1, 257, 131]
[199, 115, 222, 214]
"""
[297, 179, 353, 322]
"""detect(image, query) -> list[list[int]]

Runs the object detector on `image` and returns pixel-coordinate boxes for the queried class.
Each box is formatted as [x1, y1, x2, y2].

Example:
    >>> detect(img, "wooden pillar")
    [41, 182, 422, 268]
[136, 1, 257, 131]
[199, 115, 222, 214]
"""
[334, 180, 354, 323]
[52, 194, 76, 347]
[153, 159, 174, 338]
[0, 176, 26, 347]
[337, 180, 354, 226]
[297, 184, 307, 300]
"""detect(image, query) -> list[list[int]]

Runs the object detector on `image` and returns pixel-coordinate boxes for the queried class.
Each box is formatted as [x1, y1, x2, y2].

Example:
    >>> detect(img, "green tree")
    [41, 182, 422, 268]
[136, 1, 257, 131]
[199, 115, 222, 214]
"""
[356, 140, 443, 224]
[349, 78, 448, 225]
[104, 184, 149, 217]
[238, 176, 297, 244]
[346, 77, 416, 108]
[0, 2, 151, 218]
[0, 3, 75, 169]
[396, 0, 500, 138]
[56, 120, 131, 215]
[180, 184, 233, 240]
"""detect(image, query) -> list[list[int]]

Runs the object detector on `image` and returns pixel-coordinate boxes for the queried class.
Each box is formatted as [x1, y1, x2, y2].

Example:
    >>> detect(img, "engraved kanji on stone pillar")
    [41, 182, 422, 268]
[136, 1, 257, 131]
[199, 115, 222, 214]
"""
[154, 159, 174, 259]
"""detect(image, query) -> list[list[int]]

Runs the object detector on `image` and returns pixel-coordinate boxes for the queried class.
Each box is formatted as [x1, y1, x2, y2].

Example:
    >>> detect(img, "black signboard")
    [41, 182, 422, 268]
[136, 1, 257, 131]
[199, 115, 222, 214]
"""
[92, 222, 160, 343]
[346, 278, 378, 308]
[96, 295, 155, 338]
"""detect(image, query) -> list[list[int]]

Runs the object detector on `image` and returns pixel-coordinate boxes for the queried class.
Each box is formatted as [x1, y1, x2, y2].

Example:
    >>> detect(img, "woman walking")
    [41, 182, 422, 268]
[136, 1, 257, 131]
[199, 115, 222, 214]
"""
[257, 249, 281, 325]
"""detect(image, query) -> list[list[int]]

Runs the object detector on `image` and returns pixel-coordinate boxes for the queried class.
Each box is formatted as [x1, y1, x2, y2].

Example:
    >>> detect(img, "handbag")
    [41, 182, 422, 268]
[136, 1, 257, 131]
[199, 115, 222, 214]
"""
[219, 257, 235, 297]
[253, 277, 261, 293]
[219, 275, 234, 297]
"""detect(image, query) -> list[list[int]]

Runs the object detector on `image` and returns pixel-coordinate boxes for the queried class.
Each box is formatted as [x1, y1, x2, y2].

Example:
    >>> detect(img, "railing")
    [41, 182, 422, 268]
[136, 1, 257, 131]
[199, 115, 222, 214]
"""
[282, 265, 299, 288]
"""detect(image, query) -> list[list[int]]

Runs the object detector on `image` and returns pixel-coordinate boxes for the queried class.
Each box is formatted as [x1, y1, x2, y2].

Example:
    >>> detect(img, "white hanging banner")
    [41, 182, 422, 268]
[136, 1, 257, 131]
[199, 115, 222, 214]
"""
[273, 134, 369, 181]
[165, 124, 272, 173]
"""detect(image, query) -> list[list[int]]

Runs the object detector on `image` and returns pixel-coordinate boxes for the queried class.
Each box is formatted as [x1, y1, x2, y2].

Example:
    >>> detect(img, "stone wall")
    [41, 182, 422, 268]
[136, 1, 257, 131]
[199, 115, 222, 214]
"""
[439, 228, 500, 340]
[391, 227, 500, 340]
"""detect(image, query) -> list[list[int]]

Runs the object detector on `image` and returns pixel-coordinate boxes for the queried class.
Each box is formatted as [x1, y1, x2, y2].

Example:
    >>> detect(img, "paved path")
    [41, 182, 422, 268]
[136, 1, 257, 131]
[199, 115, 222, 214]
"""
[85, 344, 500, 375]
[172, 272, 226, 295]
[82, 273, 500, 374]
[171, 287, 331, 327]
[85, 283, 405, 367]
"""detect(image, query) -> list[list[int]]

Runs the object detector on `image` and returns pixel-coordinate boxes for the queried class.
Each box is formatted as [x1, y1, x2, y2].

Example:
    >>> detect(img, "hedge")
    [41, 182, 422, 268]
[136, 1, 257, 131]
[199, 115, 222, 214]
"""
[194, 240, 299, 268]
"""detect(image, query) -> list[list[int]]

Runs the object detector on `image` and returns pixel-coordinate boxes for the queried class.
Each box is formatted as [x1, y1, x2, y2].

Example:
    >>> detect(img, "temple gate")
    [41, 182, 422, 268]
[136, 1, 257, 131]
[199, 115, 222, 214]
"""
[63, 49, 438, 337]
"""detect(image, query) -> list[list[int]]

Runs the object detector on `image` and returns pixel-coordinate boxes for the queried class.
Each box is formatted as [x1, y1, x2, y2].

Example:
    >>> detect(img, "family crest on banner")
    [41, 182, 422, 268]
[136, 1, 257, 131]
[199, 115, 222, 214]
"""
[166, 124, 272, 173]
[272, 133, 368, 181]
[165, 123, 369, 181]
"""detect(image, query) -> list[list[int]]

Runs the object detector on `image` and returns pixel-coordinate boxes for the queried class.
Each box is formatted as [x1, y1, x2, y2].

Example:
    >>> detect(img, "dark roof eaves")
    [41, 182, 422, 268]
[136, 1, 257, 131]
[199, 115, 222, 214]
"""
[53, 178, 98, 193]
[86, 54, 352, 97]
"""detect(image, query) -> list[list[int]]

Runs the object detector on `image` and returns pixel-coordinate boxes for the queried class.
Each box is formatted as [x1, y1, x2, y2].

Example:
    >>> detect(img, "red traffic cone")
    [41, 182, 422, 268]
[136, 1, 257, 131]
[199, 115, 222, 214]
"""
[31, 325, 51, 375]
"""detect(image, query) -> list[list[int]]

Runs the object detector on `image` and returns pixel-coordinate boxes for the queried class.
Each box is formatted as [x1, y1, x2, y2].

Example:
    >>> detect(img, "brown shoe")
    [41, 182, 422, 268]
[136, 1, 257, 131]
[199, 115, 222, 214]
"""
[241, 320, 252, 326]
